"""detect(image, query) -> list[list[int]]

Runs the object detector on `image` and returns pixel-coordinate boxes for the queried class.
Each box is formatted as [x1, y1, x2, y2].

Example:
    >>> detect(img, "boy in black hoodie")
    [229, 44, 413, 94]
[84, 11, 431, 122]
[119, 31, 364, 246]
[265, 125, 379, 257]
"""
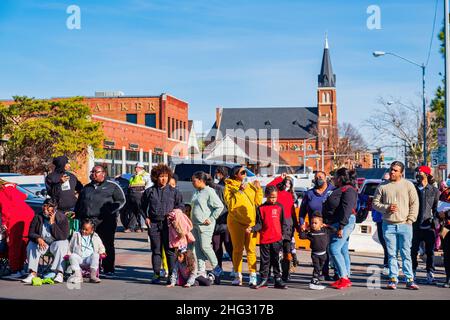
[45, 156, 83, 212]
[300, 211, 336, 290]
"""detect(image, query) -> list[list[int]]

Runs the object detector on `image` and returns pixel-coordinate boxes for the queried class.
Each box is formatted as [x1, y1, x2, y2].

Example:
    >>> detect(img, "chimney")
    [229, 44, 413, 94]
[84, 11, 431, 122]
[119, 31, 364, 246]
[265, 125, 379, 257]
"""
[216, 107, 222, 130]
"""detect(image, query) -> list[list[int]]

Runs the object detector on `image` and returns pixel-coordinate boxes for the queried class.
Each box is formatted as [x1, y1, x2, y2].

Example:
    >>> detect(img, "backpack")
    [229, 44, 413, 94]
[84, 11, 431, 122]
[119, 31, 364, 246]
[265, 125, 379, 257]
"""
[341, 185, 367, 224]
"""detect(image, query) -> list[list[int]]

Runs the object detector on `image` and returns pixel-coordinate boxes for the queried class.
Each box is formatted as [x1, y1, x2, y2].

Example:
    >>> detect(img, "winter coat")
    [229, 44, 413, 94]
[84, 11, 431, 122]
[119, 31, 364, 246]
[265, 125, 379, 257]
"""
[28, 210, 69, 243]
[69, 231, 106, 256]
[45, 156, 83, 211]
[168, 208, 195, 249]
[224, 178, 263, 227]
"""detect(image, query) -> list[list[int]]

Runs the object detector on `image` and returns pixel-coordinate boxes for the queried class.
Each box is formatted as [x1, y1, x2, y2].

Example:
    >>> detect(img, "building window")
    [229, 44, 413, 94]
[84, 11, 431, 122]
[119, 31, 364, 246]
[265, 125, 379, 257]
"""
[104, 149, 122, 160]
[126, 114, 137, 124]
[126, 150, 139, 162]
[152, 153, 164, 164]
[307, 145, 313, 151]
[168, 117, 171, 136]
[322, 92, 326, 103]
[145, 114, 156, 128]
[143, 152, 149, 163]
[172, 118, 175, 139]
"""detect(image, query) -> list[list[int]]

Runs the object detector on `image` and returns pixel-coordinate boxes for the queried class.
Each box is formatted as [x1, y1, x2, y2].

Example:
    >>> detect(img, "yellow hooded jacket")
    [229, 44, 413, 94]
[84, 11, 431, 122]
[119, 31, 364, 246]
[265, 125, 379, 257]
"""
[224, 178, 263, 227]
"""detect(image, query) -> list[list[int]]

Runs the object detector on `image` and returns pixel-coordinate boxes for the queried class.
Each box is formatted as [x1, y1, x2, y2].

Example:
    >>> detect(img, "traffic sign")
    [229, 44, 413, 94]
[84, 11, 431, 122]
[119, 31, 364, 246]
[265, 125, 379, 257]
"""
[432, 146, 447, 167]
[432, 150, 439, 167]
[438, 128, 447, 146]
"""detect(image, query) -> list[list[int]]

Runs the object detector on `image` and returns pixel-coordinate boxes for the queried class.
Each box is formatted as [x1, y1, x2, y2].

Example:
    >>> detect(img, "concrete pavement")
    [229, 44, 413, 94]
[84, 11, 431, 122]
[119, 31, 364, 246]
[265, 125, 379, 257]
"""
[0, 230, 449, 300]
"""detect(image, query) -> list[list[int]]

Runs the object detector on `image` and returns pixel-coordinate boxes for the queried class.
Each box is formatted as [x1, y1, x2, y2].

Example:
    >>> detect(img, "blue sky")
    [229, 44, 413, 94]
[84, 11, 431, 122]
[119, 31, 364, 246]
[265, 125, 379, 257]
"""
[0, 0, 444, 156]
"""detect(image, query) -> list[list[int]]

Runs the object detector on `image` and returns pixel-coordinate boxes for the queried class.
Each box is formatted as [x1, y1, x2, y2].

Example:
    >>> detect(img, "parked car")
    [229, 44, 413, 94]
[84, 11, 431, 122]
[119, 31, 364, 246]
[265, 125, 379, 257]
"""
[16, 185, 45, 215]
[172, 160, 255, 204]
[357, 179, 382, 217]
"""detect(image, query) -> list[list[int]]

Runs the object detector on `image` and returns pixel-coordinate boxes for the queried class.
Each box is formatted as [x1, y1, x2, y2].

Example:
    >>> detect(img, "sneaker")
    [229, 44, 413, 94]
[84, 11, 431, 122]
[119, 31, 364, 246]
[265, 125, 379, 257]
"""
[426, 272, 435, 285]
[124, 229, 132, 233]
[151, 275, 161, 284]
[387, 278, 398, 290]
[443, 280, 450, 288]
[160, 269, 168, 278]
[274, 277, 288, 289]
[68, 275, 83, 284]
[248, 272, 258, 287]
[309, 278, 326, 290]
[54, 273, 64, 283]
[252, 278, 268, 289]
[406, 279, 419, 290]
[337, 278, 352, 289]
[212, 265, 223, 278]
[6, 271, 25, 280]
[318, 275, 325, 281]
[330, 279, 342, 288]
[136, 229, 143, 233]
[21, 273, 36, 284]
[207, 273, 215, 284]
[232, 273, 242, 286]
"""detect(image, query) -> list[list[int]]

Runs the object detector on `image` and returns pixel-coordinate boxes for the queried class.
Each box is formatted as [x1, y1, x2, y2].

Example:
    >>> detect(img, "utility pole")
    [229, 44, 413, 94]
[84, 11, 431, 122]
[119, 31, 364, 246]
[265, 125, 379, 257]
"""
[446, 0, 450, 174]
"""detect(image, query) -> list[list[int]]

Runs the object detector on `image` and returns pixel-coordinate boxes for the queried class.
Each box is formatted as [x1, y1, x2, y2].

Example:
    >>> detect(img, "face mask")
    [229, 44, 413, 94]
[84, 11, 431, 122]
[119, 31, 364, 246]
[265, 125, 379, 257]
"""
[416, 175, 424, 183]
[446, 179, 450, 187]
[214, 178, 220, 184]
[314, 179, 325, 188]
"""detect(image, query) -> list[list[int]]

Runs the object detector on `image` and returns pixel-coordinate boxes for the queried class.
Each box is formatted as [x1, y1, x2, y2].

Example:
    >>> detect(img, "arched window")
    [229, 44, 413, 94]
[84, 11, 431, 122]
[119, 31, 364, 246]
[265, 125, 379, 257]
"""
[322, 92, 326, 103]
[307, 145, 313, 151]
[326, 92, 331, 103]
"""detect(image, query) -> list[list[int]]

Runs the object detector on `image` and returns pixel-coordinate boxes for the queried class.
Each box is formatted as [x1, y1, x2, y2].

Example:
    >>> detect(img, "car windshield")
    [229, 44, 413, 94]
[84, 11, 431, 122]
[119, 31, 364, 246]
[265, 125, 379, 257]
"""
[16, 185, 41, 200]
[363, 183, 380, 196]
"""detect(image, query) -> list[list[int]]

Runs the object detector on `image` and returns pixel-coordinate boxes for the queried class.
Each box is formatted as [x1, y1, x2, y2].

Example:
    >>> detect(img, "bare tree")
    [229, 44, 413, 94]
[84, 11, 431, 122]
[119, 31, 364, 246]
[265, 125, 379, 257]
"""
[365, 97, 436, 167]
[333, 123, 368, 168]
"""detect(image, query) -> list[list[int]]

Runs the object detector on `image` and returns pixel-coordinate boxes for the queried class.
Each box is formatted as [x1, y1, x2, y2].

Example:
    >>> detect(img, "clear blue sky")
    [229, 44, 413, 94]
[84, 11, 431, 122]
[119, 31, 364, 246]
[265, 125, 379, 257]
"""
[0, 0, 444, 156]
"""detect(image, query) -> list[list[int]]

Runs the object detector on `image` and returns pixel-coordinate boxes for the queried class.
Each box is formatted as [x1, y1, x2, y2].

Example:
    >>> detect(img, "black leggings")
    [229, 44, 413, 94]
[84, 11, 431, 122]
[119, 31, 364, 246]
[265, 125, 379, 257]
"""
[212, 229, 233, 268]
[148, 221, 176, 277]
[376, 222, 389, 267]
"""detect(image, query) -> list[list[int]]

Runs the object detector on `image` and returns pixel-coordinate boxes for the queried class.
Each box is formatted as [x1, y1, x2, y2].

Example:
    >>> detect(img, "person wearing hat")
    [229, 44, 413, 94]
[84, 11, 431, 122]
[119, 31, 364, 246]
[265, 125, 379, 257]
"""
[411, 165, 440, 284]
[125, 162, 152, 233]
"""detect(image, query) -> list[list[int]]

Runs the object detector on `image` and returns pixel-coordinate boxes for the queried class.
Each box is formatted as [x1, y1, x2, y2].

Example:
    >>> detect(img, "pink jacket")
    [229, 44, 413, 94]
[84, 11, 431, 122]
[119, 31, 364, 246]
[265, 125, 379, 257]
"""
[168, 208, 195, 249]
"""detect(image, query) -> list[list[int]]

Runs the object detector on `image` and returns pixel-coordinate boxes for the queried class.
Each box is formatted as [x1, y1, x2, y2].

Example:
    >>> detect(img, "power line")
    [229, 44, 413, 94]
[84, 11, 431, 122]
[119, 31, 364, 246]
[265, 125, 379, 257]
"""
[425, 0, 439, 67]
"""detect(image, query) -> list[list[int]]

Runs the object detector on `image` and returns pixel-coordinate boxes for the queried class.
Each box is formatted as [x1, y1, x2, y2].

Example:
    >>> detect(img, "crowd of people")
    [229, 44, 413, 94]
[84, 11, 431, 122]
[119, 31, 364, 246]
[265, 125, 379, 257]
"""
[0, 156, 450, 291]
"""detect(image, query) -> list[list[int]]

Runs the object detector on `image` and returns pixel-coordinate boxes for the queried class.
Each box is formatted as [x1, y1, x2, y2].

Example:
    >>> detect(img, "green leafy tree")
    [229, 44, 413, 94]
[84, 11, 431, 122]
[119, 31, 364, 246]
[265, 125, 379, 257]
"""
[0, 96, 105, 174]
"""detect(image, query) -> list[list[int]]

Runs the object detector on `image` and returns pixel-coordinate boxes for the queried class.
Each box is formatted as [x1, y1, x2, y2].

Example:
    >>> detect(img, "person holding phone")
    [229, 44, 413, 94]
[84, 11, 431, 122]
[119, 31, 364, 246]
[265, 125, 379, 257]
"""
[372, 161, 420, 290]
[223, 166, 263, 287]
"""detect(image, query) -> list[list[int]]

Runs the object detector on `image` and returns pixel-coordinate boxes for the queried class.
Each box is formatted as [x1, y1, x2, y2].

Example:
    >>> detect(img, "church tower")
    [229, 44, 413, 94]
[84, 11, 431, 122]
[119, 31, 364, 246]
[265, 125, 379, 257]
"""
[317, 35, 337, 154]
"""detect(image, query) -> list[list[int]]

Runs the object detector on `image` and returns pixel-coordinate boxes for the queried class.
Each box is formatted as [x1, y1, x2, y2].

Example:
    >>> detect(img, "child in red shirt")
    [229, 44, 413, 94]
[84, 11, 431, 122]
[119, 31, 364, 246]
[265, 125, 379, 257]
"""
[251, 186, 288, 289]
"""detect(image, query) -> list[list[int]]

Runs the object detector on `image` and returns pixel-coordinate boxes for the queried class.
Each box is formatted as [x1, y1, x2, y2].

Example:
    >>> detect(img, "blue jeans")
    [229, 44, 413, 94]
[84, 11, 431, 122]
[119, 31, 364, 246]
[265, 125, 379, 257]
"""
[330, 215, 356, 278]
[382, 222, 414, 281]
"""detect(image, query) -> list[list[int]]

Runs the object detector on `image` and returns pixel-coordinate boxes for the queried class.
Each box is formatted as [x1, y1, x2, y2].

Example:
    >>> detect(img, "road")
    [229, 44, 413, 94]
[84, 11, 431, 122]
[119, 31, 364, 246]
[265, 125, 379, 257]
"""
[1, 230, 449, 300]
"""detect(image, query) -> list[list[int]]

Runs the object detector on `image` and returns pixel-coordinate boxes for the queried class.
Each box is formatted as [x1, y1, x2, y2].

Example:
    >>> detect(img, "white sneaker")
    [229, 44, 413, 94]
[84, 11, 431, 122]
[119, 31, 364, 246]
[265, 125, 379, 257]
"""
[21, 273, 36, 284]
[54, 273, 64, 283]
[309, 282, 326, 290]
[248, 273, 258, 287]
[68, 275, 83, 284]
[231, 273, 242, 286]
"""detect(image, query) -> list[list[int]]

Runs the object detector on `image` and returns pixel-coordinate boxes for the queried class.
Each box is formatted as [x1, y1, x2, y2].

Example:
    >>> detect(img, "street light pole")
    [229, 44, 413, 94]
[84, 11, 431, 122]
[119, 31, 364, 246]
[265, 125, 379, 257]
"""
[373, 51, 427, 165]
[446, 0, 450, 173]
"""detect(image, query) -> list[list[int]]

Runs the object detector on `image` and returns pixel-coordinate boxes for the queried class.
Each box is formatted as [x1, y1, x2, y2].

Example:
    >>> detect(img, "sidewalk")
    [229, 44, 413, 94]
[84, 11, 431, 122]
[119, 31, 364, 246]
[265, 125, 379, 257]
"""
[0, 230, 449, 300]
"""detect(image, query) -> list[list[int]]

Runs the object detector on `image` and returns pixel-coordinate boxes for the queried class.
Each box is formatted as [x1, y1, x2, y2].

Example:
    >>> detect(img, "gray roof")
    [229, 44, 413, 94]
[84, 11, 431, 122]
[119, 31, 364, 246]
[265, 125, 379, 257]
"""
[318, 47, 336, 87]
[208, 107, 318, 140]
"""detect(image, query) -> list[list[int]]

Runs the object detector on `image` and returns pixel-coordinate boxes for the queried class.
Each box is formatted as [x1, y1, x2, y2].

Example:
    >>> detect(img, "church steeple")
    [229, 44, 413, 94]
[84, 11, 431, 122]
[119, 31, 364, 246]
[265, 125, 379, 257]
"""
[318, 34, 336, 87]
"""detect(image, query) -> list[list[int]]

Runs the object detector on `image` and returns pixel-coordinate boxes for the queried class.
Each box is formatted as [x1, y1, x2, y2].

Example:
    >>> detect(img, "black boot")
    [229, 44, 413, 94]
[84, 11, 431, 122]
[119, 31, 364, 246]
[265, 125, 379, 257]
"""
[292, 252, 300, 267]
[281, 260, 290, 282]
[253, 278, 268, 289]
[274, 277, 288, 289]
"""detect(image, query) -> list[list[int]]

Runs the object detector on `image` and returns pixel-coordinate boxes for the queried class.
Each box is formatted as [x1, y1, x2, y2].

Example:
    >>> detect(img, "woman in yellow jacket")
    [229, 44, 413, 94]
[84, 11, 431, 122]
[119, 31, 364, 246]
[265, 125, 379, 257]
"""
[224, 166, 263, 286]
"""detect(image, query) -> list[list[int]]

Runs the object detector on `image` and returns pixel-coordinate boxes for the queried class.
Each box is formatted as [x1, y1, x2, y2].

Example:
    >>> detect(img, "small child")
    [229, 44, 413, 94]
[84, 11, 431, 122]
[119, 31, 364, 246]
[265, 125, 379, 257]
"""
[68, 219, 106, 284]
[251, 186, 288, 289]
[299, 211, 336, 290]
[167, 248, 212, 288]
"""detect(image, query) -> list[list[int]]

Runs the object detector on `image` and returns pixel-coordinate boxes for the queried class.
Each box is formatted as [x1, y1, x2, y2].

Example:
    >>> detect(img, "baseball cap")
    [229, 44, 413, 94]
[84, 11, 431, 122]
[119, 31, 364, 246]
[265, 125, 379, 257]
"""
[418, 165, 431, 175]
[135, 162, 145, 168]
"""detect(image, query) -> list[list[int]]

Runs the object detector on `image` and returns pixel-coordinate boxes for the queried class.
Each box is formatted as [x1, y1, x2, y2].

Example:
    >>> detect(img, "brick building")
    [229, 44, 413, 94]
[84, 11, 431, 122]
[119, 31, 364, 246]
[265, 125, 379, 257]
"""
[205, 37, 339, 174]
[1, 92, 189, 181]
